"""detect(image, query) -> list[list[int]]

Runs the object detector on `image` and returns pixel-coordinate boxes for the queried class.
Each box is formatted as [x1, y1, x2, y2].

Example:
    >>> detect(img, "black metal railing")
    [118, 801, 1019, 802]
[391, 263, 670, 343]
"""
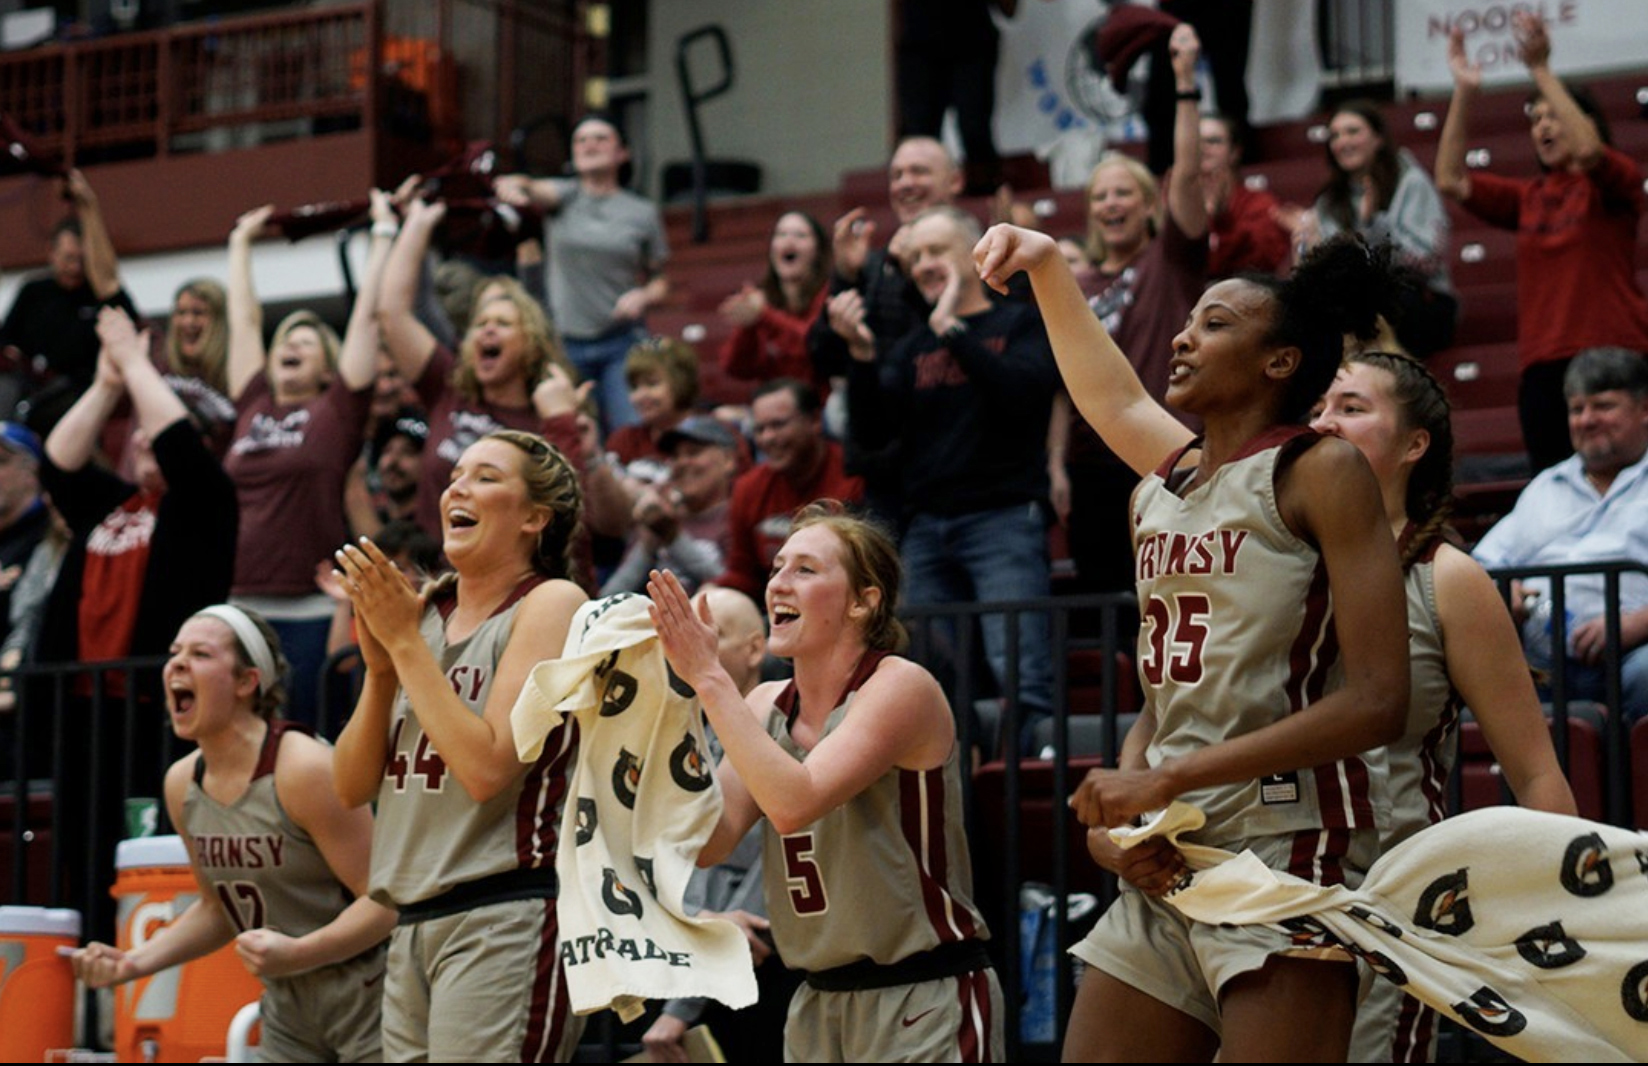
[4, 574, 1638, 1056]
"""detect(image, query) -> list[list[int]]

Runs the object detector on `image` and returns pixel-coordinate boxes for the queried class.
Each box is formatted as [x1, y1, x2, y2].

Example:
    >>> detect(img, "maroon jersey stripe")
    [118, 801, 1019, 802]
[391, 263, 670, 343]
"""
[1417, 693, 1462, 830]
[516, 719, 577, 869]
[899, 766, 977, 943]
[1391, 991, 1438, 1063]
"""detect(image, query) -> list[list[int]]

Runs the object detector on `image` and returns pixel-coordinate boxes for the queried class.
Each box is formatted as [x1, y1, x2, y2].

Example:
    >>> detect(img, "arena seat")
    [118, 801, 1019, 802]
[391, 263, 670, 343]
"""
[1456, 703, 1609, 821]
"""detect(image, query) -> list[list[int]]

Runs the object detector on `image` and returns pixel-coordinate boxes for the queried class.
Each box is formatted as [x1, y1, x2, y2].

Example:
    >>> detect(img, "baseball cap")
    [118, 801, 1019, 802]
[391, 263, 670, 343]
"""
[0, 421, 43, 463]
[374, 408, 430, 456]
[658, 415, 736, 454]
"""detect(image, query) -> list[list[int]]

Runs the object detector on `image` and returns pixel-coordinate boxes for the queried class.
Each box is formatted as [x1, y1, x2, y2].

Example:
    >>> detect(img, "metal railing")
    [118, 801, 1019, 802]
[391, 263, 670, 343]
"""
[4, 574, 1638, 1055]
[0, 4, 379, 162]
[1483, 559, 1645, 825]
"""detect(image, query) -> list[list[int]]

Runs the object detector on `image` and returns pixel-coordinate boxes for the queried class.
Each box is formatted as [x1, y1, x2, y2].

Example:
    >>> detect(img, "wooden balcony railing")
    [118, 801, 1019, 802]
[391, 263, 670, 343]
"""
[0, 4, 381, 164]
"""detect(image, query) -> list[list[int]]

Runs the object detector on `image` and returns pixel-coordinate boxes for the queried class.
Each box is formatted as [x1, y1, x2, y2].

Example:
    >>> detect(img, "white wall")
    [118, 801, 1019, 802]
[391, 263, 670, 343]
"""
[643, 0, 892, 198]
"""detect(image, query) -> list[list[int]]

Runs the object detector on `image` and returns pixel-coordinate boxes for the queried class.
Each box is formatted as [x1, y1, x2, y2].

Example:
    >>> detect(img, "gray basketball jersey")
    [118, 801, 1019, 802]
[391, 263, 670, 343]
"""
[369, 579, 578, 907]
[184, 721, 351, 939]
[1133, 428, 1387, 849]
[1385, 541, 1459, 849]
[759, 652, 990, 973]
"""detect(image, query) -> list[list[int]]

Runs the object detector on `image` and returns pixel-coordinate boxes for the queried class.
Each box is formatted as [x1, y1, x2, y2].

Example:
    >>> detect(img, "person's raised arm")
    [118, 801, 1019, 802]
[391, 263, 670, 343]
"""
[648, 569, 952, 835]
[339, 539, 587, 801]
[974, 225, 1194, 474]
[45, 339, 124, 473]
[71, 759, 235, 988]
[1072, 438, 1408, 827]
[1162, 24, 1209, 242]
[493, 174, 565, 213]
[226, 206, 273, 401]
[377, 199, 444, 387]
[1432, 545, 1576, 816]
[99, 307, 188, 439]
[333, 189, 398, 392]
[1515, 12, 1602, 171]
[66, 170, 122, 301]
[1435, 28, 1480, 201]
[234, 734, 395, 978]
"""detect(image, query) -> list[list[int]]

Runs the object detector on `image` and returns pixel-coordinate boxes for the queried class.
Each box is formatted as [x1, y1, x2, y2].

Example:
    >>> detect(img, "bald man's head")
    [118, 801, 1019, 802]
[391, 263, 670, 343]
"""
[697, 586, 767, 696]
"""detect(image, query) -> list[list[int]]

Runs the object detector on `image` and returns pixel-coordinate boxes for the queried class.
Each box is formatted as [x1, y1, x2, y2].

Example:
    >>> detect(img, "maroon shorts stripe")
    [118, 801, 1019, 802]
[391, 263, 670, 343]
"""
[1391, 991, 1438, 1062]
[520, 899, 566, 1062]
[953, 969, 994, 1063]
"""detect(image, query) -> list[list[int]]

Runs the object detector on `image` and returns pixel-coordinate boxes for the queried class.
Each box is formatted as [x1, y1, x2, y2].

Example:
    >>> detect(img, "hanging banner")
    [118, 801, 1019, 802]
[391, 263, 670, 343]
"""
[1394, 1, 1647, 94]
[990, 0, 1321, 170]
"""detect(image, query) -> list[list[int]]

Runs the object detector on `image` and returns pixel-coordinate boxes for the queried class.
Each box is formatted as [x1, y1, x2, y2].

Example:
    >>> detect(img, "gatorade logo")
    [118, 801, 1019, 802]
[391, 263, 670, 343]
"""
[1622, 960, 1648, 1022]
[1559, 832, 1613, 897]
[1451, 986, 1526, 1038]
[602, 868, 644, 918]
[669, 734, 713, 793]
[1348, 905, 1405, 940]
[635, 856, 657, 897]
[1514, 921, 1587, 970]
[612, 749, 642, 809]
[1414, 868, 1473, 936]
[600, 669, 639, 717]
[666, 660, 695, 698]
[575, 797, 598, 846]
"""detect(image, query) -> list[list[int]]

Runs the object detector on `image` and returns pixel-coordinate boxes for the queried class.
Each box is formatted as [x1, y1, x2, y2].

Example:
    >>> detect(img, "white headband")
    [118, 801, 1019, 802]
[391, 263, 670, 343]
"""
[196, 605, 277, 695]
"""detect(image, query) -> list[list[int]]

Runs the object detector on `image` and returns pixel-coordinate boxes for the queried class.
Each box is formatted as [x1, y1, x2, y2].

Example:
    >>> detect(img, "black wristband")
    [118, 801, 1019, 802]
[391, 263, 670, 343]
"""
[1175, 88, 1203, 102]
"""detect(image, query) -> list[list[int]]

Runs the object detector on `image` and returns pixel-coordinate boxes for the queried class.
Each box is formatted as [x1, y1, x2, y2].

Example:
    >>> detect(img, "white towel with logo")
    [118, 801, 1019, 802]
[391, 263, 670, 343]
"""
[511, 593, 758, 1021]
[1114, 804, 1648, 1061]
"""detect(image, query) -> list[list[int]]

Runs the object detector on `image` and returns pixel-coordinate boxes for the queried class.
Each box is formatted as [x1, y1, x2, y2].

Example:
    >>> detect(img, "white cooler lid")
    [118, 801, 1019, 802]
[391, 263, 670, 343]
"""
[0, 905, 81, 937]
[114, 834, 187, 869]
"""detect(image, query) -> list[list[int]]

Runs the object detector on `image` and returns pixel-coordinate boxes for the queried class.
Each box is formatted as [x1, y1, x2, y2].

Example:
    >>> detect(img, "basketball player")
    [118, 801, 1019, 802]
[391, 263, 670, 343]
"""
[974, 225, 1411, 1061]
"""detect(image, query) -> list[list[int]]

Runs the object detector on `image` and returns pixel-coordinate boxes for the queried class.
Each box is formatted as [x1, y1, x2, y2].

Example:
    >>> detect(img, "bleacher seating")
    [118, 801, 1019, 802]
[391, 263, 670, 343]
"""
[649, 73, 1648, 845]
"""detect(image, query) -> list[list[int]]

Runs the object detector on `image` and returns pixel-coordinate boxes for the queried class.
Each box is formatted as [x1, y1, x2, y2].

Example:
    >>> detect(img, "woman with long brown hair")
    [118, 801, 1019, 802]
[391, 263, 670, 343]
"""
[333, 429, 589, 1061]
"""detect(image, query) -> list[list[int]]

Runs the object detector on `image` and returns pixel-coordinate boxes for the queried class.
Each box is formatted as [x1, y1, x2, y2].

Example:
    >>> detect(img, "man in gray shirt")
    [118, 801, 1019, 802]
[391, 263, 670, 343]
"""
[496, 115, 671, 431]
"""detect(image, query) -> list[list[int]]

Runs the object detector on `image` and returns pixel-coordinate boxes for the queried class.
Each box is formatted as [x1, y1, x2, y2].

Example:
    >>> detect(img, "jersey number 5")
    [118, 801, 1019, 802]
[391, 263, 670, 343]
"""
[1140, 593, 1210, 686]
[781, 833, 829, 915]
[387, 718, 448, 792]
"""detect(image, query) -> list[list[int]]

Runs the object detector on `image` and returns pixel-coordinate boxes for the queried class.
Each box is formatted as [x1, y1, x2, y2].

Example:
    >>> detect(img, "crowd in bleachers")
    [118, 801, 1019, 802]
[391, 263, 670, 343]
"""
[3, 5, 1648, 1062]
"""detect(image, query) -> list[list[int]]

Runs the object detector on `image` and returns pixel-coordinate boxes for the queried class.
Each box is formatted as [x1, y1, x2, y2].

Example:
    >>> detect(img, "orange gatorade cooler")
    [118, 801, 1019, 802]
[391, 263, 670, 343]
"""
[112, 836, 261, 1063]
[0, 905, 79, 1060]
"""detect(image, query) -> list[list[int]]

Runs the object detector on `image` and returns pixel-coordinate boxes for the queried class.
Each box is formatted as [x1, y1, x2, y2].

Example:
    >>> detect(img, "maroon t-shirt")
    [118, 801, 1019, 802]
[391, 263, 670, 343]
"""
[225, 373, 372, 595]
[1464, 146, 1648, 370]
[1072, 212, 1207, 466]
